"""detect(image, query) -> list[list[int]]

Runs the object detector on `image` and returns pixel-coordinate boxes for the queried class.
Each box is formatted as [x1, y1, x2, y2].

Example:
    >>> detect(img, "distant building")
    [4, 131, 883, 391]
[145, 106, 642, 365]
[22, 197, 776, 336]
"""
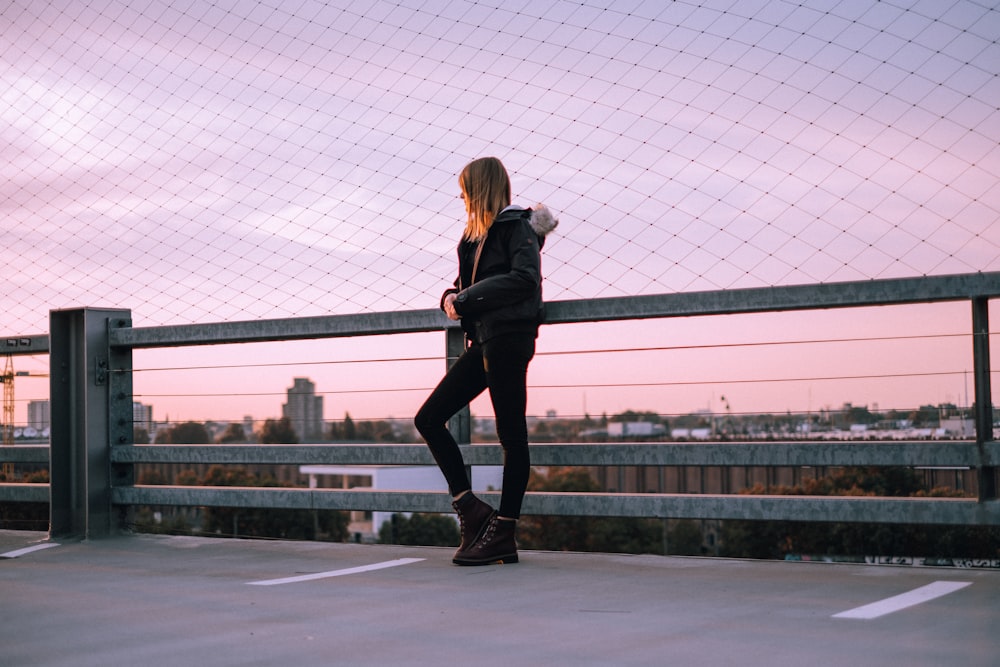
[607, 421, 666, 438]
[27, 400, 50, 430]
[133, 402, 154, 437]
[283, 377, 324, 442]
[940, 417, 975, 438]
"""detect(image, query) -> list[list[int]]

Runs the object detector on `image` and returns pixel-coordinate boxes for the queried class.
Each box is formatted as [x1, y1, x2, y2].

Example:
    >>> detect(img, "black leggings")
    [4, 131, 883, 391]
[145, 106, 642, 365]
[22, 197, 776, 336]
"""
[414, 332, 535, 519]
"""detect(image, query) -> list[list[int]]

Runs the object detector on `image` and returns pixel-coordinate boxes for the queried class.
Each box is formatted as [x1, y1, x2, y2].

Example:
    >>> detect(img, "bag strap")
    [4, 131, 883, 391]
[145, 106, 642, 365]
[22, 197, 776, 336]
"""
[469, 237, 486, 285]
[460, 236, 487, 290]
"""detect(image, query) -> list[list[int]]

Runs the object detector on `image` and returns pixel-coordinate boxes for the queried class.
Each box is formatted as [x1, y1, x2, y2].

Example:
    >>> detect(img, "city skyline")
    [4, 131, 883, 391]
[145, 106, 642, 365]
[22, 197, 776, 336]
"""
[5, 298, 988, 429]
[7, 386, 978, 443]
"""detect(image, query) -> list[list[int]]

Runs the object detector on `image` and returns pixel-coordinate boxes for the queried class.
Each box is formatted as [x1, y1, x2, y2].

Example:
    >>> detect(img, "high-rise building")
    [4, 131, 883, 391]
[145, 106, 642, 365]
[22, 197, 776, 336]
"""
[282, 378, 324, 442]
[243, 415, 255, 441]
[27, 400, 50, 430]
[133, 402, 154, 440]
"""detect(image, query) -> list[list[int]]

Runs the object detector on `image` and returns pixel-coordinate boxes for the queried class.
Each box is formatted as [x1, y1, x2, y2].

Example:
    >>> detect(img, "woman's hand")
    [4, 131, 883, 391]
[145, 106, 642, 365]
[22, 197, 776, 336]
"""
[443, 293, 460, 320]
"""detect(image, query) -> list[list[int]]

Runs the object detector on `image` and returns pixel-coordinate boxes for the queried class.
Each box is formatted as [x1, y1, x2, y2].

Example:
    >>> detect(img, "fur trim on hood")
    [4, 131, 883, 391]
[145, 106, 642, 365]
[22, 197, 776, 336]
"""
[529, 204, 559, 238]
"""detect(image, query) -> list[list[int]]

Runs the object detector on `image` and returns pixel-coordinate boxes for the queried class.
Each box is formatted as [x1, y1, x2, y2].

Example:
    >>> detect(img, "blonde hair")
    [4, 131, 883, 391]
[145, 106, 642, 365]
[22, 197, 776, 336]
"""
[459, 157, 511, 241]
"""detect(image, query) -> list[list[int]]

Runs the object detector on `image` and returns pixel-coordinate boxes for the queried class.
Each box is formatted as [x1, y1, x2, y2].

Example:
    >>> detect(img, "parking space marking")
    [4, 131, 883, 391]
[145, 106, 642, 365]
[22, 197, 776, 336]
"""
[247, 557, 425, 586]
[1, 542, 60, 559]
[833, 581, 971, 620]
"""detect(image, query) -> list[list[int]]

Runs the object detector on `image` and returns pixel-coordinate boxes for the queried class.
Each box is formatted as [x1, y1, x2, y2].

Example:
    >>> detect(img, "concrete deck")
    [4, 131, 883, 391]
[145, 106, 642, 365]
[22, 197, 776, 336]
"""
[1, 530, 997, 666]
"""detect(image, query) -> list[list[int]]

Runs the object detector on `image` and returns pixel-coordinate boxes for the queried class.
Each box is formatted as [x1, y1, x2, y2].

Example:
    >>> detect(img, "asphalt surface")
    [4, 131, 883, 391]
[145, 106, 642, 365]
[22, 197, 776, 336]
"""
[1, 530, 997, 666]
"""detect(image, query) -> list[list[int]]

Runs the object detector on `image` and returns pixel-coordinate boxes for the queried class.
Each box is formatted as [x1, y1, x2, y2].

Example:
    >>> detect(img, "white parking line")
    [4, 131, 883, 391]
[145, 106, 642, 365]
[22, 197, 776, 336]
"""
[833, 581, 971, 620]
[1, 542, 60, 559]
[247, 557, 425, 586]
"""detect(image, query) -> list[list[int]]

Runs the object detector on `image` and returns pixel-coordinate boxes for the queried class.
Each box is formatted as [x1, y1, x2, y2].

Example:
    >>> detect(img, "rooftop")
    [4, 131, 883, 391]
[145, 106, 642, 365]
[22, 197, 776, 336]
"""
[2, 530, 996, 666]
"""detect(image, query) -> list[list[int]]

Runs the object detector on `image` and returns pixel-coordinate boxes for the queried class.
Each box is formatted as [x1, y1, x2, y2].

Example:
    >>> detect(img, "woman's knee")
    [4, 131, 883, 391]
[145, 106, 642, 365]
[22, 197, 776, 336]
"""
[413, 409, 433, 436]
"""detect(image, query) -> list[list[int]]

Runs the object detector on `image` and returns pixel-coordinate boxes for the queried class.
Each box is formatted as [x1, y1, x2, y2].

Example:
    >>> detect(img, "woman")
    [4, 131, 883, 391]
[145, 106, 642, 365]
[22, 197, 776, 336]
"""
[415, 157, 557, 566]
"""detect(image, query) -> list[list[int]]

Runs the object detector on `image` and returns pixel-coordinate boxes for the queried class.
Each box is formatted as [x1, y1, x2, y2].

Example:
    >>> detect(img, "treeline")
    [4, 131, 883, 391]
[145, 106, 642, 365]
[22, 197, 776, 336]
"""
[380, 467, 702, 556]
[140, 414, 410, 445]
[134, 465, 350, 541]
[0, 469, 49, 531]
[381, 466, 1000, 561]
[720, 467, 1000, 561]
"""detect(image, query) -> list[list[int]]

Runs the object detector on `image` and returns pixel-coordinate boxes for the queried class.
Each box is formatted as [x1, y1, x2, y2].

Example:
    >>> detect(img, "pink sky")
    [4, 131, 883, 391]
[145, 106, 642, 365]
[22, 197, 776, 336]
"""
[10, 299, 993, 429]
[3, 1, 999, 427]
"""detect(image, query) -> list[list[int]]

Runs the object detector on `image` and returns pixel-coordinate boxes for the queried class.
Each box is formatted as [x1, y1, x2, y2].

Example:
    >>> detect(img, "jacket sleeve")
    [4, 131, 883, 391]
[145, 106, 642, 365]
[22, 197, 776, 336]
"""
[439, 244, 464, 311]
[452, 219, 540, 317]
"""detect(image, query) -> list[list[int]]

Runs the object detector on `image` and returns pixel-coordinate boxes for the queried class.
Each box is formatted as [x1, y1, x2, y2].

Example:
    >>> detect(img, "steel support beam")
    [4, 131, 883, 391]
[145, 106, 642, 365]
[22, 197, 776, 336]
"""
[49, 307, 132, 539]
[972, 297, 996, 500]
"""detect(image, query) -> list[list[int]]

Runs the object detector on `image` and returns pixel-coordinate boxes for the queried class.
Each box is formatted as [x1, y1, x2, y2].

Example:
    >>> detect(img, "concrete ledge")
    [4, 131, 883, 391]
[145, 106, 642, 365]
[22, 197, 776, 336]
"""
[0, 531, 996, 666]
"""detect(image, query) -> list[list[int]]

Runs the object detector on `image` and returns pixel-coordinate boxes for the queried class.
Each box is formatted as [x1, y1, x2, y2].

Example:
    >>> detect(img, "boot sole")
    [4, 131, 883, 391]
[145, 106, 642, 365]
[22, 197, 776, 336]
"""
[452, 552, 519, 566]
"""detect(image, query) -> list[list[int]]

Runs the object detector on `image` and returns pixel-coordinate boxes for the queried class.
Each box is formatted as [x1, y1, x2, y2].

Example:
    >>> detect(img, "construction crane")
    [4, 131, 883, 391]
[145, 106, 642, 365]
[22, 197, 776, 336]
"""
[2, 355, 14, 478]
[1, 355, 45, 479]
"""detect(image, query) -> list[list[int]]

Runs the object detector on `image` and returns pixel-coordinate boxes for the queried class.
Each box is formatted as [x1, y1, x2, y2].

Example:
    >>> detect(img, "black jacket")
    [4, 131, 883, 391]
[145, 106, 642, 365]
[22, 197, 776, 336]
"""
[443, 205, 557, 345]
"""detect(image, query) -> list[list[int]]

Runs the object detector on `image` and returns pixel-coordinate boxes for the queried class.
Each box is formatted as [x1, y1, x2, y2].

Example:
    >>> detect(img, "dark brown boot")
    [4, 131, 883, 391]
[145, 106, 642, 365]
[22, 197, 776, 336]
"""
[452, 492, 493, 555]
[452, 513, 518, 566]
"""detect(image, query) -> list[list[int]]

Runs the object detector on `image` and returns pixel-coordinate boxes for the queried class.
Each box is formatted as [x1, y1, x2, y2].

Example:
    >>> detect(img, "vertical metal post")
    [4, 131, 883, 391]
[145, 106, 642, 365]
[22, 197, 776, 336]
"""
[49, 307, 131, 539]
[972, 297, 996, 501]
[445, 327, 472, 484]
[108, 316, 135, 530]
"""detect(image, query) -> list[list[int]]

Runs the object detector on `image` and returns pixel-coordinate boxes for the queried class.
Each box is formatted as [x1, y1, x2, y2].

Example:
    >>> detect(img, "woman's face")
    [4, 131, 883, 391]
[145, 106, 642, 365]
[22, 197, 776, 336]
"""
[460, 182, 470, 215]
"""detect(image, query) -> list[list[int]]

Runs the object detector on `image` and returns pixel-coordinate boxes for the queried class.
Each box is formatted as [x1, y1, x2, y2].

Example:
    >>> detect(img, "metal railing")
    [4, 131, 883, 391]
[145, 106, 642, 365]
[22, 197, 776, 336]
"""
[1, 271, 998, 538]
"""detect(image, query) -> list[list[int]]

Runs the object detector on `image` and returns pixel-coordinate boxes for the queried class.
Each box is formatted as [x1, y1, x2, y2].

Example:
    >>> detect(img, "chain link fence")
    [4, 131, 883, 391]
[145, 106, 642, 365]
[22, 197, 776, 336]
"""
[3, 0, 998, 332]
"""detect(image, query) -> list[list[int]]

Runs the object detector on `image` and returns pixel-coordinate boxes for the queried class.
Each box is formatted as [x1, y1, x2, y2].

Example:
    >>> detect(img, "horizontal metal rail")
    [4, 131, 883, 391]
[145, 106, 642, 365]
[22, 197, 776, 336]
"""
[6, 440, 997, 469]
[98, 270, 1000, 349]
[2, 333, 48, 356]
[0, 446, 49, 503]
[104, 441, 1000, 468]
[109, 486, 1000, 526]
[7, 441, 999, 524]
[0, 445, 49, 464]
[0, 484, 48, 503]
[102, 439, 1000, 524]
[7, 271, 999, 354]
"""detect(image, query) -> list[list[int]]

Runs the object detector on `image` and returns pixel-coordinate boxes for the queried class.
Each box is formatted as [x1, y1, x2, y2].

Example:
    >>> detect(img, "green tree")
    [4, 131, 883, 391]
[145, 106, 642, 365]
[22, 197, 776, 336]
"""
[669, 520, 705, 556]
[369, 420, 398, 442]
[198, 465, 348, 541]
[155, 421, 210, 444]
[612, 410, 663, 424]
[330, 413, 358, 440]
[175, 470, 199, 485]
[719, 467, 1000, 560]
[355, 420, 374, 441]
[342, 413, 356, 440]
[259, 417, 298, 444]
[379, 513, 460, 546]
[216, 422, 247, 443]
[138, 469, 169, 485]
[518, 467, 663, 555]
[0, 502, 49, 530]
[131, 507, 190, 535]
[532, 420, 552, 441]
